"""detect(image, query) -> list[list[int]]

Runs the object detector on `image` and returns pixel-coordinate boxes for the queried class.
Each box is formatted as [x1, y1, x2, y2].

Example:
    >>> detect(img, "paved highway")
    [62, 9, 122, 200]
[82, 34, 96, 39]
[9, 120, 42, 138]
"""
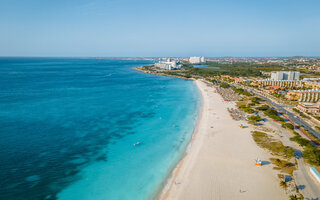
[243, 86, 320, 141]
[226, 83, 320, 197]
[294, 150, 320, 199]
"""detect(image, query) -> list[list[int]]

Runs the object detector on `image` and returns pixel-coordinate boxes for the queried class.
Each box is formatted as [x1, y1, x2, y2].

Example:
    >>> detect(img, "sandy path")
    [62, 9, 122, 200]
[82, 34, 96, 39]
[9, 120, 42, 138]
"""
[161, 80, 287, 200]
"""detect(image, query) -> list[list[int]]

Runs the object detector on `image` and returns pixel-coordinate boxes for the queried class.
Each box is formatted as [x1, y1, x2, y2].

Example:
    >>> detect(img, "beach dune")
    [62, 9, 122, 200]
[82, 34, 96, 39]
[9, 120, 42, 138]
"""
[161, 80, 286, 200]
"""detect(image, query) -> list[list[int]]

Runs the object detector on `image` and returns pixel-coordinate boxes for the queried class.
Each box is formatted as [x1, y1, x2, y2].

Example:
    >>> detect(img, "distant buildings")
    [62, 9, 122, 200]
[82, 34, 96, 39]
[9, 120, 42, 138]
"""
[297, 103, 320, 114]
[270, 71, 300, 81]
[189, 56, 205, 64]
[154, 58, 181, 70]
[220, 75, 245, 83]
[256, 80, 303, 88]
[286, 89, 320, 102]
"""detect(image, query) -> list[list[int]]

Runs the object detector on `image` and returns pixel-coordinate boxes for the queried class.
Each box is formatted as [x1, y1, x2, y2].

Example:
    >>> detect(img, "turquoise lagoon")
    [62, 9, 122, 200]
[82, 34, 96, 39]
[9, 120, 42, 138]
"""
[0, 58, 201, 200]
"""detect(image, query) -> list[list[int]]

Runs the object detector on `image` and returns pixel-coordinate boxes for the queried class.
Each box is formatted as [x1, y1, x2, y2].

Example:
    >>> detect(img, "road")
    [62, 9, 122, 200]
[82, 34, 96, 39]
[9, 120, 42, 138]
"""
[268, 119, 320, 199]
[243, 86, 320, 141]
[232, 84, 320, 198]
[294, 150, 320, 199]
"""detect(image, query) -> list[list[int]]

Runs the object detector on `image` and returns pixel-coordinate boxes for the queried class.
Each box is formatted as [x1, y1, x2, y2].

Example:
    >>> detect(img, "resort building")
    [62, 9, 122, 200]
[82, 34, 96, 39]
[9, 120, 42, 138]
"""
[285, 89, 320, 102]
[264, 86, 284, 94]
[154, 60, 179, 70]
[303, 81, 320, 89]
[189, 56, 205, 64]
[270, 71, 300, 81]
[256, 80, 303, 88]
[200, 56, 205, 63]
[297, 103, 320, 114]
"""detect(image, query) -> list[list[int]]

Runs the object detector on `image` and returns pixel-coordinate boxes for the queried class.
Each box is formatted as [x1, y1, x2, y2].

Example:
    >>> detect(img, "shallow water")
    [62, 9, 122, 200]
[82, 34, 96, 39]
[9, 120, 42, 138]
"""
[0, 58, 200, 200]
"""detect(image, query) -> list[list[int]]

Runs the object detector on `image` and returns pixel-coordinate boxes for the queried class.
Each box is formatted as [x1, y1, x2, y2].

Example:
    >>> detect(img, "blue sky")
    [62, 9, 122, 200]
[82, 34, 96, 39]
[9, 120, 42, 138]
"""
[1, 0, 320, 57]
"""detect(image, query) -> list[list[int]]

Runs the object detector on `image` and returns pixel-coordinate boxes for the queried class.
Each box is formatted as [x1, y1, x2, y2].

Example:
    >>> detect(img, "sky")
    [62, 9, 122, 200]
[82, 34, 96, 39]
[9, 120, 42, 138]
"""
[0, 0, 320, 57]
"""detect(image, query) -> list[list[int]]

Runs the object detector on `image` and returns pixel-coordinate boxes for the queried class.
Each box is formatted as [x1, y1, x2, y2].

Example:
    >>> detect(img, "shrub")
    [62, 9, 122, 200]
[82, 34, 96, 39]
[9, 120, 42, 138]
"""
[290, 135, 311, 147]
[219, 82, 230, 88]
[292, 108, 300, 113]
[232, 87, 252, 96]
[283, 123, 294, 130]
[248, 120, 257, 125]
[242, 108, 254, 114]
[256, 105, 269, 111]
[280, 180, 288, 188]
[265, 108, 278, 116]
[303, 146, 320, 166]
[264, 108, 284, 121]
[252, 131, 294, 159]
[250, 97, 262, 104]
[248, 115, 262, 122]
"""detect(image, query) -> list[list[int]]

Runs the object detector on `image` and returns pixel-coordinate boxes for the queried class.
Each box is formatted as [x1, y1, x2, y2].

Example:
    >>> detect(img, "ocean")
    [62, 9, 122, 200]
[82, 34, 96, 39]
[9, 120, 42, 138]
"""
[0, 58, 201, 200]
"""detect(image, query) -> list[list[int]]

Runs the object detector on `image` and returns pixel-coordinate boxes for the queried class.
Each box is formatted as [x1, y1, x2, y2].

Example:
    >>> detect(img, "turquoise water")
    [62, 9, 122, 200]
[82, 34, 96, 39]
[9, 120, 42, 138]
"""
[0, 58, 201, 200]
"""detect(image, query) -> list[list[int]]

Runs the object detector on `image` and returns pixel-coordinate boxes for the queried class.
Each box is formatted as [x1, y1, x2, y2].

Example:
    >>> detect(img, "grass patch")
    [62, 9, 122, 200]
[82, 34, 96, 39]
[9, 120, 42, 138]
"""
[290, 133, 320, 166]
[242, 107, 254, 114]
[231, 87, 252, 96]
[282, 123, 294, 130]
[270, 158, 296, 175]
[252, 131, 294, 159]
[256, 104, 269, 111]
[264, 108, 284, 122]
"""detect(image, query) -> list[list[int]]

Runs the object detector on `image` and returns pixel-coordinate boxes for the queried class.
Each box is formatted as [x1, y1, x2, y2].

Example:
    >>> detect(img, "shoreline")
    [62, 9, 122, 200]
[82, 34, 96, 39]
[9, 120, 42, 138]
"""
[133, 67, 287, 199]
[157, 79, 204, 200]
[133, 67, 193, 80]
[159, 79, 287, 200]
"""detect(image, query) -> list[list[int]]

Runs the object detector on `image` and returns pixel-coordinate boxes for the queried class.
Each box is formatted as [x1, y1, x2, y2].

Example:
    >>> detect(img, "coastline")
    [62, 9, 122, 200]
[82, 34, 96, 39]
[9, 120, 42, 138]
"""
[159, 79, 287, 200]
[157, 79, 204, 200]
[133, 67, 192, 80]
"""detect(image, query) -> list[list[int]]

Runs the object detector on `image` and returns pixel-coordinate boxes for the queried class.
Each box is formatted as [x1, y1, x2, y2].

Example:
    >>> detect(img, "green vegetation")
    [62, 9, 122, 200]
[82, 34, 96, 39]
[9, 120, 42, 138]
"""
[219, 82, 230, 88]
[242, 107, 254, 114]
[252, 131, 294, 159]
[289, 195, 303, 200]
[183, 61, 282, 78]
[292, 108, 300, 113]
[248, 115, 262, 125]
[312, 115, 320, 121]
[231, 87, 252, 96]
[303, 147, 320, 166]
[292, 108, 308, 118]
[264, 108, 284, 122]
[256, 104, 270, 111]
[290, 134, 320, 166]
[250, 97, 262, 104]
[271, 158, 296, 175]
[248, 115, 262, 122]
[282, 123, 295, 130]
[290, 136, 310, 147]
[279, 180, 288, 189]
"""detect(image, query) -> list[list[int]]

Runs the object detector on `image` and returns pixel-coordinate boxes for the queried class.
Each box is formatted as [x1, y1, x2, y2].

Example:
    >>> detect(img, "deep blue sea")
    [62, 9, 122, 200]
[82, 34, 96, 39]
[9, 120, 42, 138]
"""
[0, 58, 200, 200]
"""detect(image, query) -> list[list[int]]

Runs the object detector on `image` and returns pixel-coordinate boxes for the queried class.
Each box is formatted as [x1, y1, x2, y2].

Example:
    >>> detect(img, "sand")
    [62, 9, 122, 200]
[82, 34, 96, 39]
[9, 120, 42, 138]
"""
[160, 80, 287, 200]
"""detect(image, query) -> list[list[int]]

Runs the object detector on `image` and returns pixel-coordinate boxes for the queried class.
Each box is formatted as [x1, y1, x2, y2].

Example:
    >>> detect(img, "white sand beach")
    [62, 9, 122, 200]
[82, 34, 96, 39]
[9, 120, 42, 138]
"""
[161, 80, 287, 200]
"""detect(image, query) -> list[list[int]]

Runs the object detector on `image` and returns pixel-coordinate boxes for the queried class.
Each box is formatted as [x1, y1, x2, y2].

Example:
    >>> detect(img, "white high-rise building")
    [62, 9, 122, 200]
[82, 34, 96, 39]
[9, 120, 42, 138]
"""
[189, 57, 201, 64]
[270, 71, 300, 81]
[189, 56, 205, 64]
